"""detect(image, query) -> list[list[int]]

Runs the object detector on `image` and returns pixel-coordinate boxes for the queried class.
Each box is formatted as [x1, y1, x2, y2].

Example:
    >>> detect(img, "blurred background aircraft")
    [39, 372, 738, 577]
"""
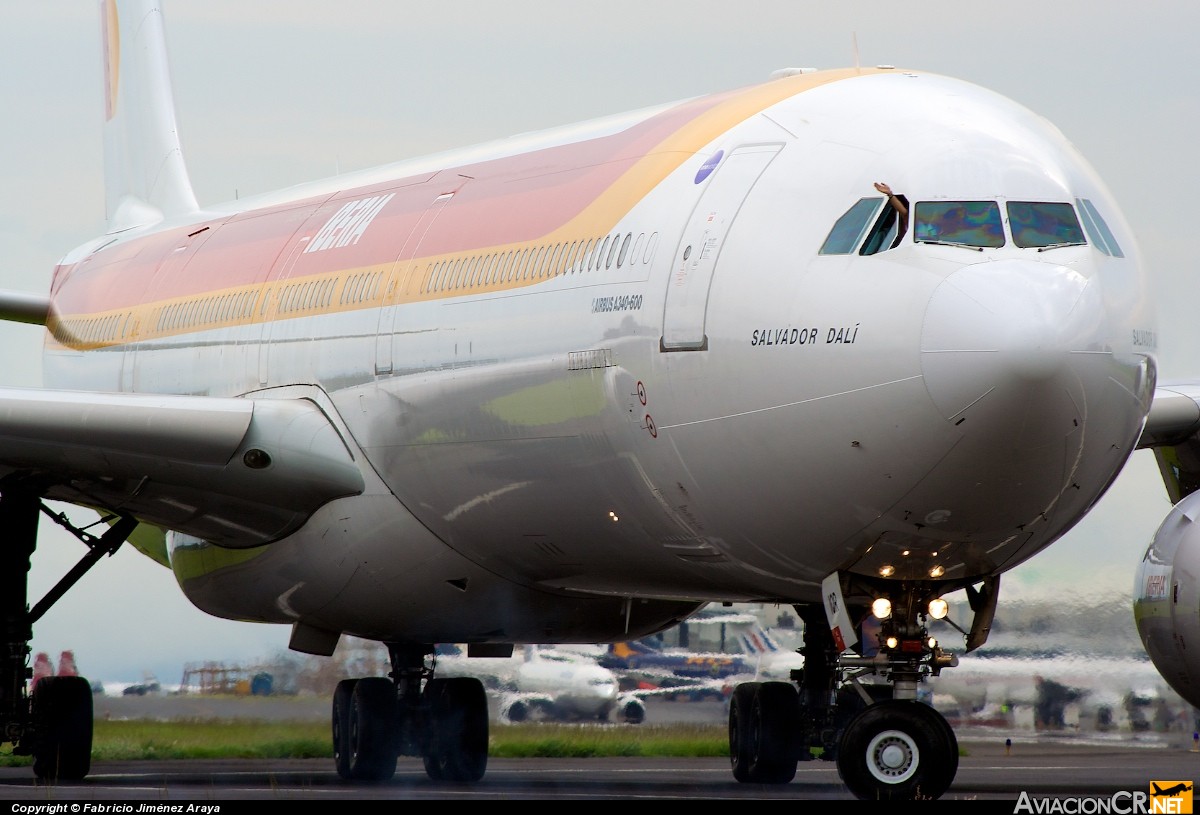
[435, 644, 649, 724]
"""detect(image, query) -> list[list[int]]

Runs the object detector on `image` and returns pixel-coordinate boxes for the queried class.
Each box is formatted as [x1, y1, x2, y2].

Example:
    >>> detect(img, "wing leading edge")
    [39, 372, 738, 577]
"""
[1139, 383, 1200, 503]
[0, 388, 364, 549]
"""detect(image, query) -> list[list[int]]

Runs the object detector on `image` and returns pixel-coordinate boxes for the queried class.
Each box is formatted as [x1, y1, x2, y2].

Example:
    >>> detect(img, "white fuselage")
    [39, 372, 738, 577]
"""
[44, 69, 1154, 646]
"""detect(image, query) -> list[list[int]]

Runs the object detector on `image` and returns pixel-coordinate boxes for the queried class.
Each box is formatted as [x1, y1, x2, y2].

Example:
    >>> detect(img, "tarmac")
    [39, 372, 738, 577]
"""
[51, 692, 1200, 803]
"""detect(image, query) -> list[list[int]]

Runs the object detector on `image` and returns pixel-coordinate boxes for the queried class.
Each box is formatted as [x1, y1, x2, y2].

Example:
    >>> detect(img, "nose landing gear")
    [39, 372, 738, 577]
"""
[836, 699, 958, 800]
[727, 587, 973, 801]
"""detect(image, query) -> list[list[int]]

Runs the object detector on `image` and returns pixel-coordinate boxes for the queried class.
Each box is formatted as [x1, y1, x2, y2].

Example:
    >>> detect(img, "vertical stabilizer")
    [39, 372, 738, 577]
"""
[101, 0, 198, 232]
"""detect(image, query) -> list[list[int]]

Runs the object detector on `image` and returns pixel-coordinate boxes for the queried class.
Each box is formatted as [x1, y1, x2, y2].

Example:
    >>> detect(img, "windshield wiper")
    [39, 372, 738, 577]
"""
[1036, 241, 1086, 252]
[915, 239, 984, 252]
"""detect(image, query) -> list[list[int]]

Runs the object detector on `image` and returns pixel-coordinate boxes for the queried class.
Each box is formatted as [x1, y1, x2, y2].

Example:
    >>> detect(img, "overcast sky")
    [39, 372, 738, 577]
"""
[0, 1, 1194, 685]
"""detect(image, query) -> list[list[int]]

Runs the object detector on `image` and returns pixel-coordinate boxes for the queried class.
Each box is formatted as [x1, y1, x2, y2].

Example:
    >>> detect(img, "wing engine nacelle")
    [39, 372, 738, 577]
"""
[616, 694, 646, 724]
[1135, 491, 1200, 707]
[498, 693, 555, 724]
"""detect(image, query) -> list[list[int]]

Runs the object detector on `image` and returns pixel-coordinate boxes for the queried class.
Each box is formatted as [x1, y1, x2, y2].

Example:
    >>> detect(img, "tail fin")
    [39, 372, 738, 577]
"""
[101, 0, 198, 232]
[737, 626, 781, 655]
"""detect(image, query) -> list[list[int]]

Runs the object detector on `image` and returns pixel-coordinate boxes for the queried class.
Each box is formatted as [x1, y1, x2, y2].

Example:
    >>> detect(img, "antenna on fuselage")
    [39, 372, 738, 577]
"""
[853, 32, 861, 72]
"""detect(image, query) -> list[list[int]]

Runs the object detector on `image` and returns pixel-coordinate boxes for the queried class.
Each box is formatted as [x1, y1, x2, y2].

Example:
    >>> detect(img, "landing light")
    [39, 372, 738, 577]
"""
[928, 598, 949, 619]
[928, 637, 938, 649]
[871, 597, 892, 620]
[886, 636, 899, 650]
[608, 511, 619, 522]
[879, 565, 895, 577]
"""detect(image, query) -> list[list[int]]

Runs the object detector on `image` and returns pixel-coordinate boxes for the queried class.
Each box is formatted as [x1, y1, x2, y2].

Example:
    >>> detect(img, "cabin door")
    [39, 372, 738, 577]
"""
[660, 143, 782, 351]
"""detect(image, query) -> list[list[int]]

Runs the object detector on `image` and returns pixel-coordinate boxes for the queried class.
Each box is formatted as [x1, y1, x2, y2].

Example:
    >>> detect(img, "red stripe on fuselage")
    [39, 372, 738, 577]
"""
[50, 69, 873, 319]
[53, 90, 736, 315]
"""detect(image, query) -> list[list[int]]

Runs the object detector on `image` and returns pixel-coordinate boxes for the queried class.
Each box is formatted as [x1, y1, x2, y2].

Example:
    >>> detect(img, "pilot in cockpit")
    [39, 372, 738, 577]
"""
[873, 182, 907, 248]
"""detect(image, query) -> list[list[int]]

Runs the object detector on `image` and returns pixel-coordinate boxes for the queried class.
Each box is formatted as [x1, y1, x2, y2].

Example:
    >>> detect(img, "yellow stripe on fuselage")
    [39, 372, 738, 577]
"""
[48, 69, 874, 350]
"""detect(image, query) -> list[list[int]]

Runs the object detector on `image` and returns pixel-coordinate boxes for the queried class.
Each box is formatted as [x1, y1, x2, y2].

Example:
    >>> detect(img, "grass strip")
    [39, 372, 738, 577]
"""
[0, 719, 729, 765]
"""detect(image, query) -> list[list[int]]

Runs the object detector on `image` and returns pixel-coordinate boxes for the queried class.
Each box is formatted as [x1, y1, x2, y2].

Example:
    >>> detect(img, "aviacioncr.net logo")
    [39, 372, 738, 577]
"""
[1013, 783, 1193, 814]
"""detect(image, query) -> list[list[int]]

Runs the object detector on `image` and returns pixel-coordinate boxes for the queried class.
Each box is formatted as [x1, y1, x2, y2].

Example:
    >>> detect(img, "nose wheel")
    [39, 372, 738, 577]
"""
[836, 700, 957, 800]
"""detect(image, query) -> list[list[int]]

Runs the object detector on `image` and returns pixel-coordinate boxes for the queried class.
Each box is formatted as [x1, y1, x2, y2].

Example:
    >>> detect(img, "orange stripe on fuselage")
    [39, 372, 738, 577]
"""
[49, 69, 873, 348]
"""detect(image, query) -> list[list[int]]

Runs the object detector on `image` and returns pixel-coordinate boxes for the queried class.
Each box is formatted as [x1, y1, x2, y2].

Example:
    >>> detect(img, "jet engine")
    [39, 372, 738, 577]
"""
[617, 695, 646, 724]
[1135, 490, 1200, 707]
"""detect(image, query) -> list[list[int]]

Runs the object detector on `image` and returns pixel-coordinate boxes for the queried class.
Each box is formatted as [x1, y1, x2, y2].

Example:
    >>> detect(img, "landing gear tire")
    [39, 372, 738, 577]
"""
[332, 678, 359, 780]
[931, 701, 959, 784]
[728, 681, 799, 784]
[836, 700, 957, 800]
[31, 676, 93, 781]
[729, 683, 758, 782]
[347, 677, 397, 781]
[422, 677, 488, 782]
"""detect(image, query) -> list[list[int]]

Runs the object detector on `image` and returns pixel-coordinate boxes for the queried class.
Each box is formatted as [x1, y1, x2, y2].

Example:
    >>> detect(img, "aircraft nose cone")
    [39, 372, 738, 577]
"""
[921, 260, 1102, 441]
[907, 258, 1147, 551]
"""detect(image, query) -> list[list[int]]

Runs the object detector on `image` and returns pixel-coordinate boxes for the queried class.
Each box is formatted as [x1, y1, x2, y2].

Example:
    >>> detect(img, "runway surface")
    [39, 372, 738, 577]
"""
[2, 736, 1199, 802]
[0, 744, 1195, 801]
[6, 694, 1196, 802]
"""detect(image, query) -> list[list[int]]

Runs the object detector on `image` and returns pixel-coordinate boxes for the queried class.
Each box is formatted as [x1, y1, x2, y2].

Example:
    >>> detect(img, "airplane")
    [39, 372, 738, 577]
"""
[732, 625, 806, 682]
[600, 639, 751, 683]
[435, 644, 648, 724]
[925, 652, 1186, 733]
[0, 0, 1185, 800]
[1152, 783, 1193, 798]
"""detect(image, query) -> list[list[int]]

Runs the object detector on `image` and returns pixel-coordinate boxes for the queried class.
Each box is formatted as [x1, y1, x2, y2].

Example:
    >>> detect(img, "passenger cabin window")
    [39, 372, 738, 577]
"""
[1007, 202, 1085, 249]
[914, 201, 1004, 249]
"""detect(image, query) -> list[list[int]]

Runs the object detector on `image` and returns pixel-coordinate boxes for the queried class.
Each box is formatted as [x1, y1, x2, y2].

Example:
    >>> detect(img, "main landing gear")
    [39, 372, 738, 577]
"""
[727, 587, 980, 801]
[0, 483, 137, 781]
[332, 644, 489, 782]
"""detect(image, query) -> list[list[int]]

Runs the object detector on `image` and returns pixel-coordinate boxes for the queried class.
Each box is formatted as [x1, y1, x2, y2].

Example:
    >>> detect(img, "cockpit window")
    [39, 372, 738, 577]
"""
[819, 198, 883, 255]
[1007, 202, 1085, 249]
[860, 192, 908, 256]
[914, 201, 1004, 249]
[1075, 198, 1125, 258]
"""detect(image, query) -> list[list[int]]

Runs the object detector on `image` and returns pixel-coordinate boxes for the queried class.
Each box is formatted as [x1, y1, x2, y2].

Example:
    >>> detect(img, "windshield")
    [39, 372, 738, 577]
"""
[914, 201, 1004, 248]
[1007, 201, 1086, 249]
[819, 198, 884, 255]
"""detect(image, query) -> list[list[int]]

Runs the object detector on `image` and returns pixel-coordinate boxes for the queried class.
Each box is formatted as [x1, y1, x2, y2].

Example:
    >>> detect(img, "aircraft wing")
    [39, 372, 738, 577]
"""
[0, 289, 49, 326]
[0, 387, 364, 550]
[1139, 383, 1200, 504]
[1139, 383, 1200, 449]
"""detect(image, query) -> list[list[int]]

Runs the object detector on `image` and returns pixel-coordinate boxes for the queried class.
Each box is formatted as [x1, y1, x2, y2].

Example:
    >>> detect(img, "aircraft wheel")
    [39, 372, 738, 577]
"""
[423, 677, 488, 782]
[347, 677, 397, 781]
[836, 700, 956, 800]
[929, 701, 959, 786]
[728, 682, 759, 782]
[729, 681, 799, 783]
[750, 681, 799, 783]
[331, 678, 359, 780]
[31, 675, 93, 781]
